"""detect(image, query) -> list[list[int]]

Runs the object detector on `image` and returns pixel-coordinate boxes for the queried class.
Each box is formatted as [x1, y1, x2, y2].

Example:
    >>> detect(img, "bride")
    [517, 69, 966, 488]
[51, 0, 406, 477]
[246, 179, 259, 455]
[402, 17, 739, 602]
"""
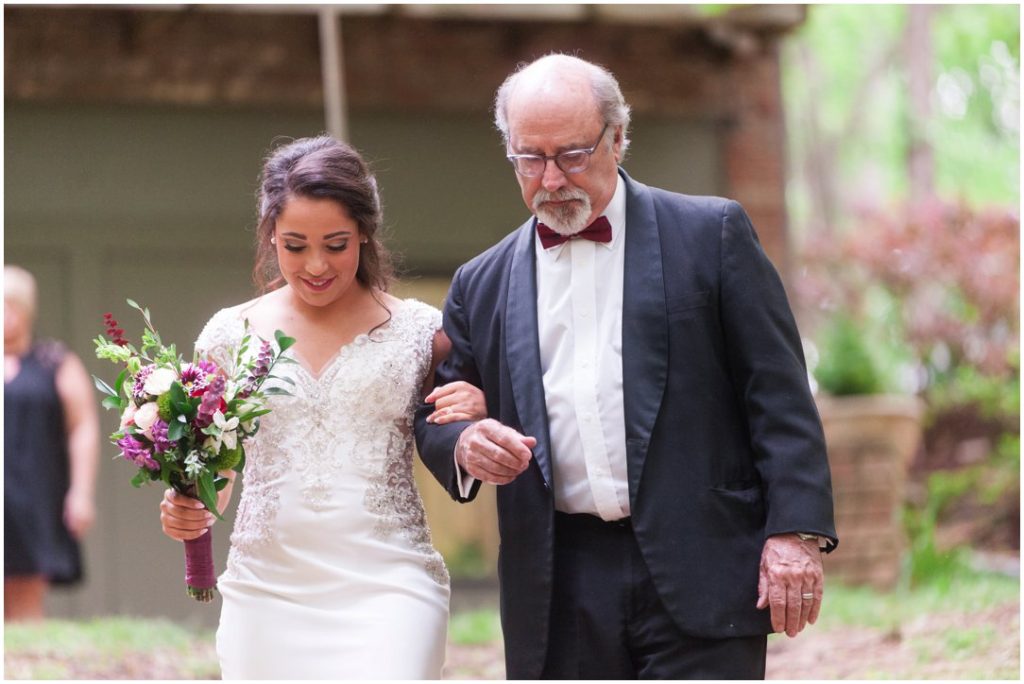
[159, 136, 485, 679]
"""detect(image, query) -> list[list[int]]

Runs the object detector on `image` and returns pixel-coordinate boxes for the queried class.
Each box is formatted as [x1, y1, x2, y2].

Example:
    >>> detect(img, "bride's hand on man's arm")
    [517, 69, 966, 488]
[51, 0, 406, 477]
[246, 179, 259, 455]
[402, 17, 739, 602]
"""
[424, 381, 487, 424]
[159, 471, 236, 541]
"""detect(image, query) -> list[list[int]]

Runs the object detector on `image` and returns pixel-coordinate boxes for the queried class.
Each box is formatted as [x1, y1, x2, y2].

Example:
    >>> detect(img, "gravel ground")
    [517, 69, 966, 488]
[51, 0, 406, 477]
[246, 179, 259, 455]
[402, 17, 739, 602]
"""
[443, 600, 1020, 680]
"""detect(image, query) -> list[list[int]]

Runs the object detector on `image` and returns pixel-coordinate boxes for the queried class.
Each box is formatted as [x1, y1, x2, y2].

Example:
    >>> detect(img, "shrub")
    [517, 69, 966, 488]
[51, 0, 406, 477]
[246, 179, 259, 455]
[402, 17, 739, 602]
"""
[813, 315, 884, 395]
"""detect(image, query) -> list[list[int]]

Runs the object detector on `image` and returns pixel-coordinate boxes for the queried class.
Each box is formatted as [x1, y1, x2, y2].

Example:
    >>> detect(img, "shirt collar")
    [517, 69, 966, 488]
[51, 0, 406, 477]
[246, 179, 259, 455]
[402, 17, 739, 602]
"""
[536, 174, 626, 261]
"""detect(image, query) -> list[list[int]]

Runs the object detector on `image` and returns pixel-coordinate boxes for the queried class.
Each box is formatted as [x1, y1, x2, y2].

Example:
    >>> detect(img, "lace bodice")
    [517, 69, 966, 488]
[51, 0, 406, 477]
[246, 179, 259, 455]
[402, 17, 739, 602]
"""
[194, 298, 448, 585]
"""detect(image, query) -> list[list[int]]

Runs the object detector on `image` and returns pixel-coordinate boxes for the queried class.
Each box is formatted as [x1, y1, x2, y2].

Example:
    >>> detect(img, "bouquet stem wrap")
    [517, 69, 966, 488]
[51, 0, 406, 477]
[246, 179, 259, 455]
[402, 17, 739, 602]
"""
[184, 529, 217, 602]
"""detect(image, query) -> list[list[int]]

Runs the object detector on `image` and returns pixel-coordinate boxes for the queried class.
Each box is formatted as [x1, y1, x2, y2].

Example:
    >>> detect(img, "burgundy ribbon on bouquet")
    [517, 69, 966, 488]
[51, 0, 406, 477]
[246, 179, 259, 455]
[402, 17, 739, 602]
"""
[184, 529, 217, 602]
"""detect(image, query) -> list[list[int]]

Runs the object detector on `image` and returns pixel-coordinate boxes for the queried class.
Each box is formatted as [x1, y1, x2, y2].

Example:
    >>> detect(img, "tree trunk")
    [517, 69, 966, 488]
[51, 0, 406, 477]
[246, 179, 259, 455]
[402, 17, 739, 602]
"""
[906, 4, 935, 207]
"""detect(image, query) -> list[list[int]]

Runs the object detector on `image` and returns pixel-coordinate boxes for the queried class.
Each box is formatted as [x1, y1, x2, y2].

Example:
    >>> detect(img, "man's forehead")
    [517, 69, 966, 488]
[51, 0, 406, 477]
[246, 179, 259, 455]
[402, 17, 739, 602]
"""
[509, 125, 598, 154]
[508, 91, 600, 135]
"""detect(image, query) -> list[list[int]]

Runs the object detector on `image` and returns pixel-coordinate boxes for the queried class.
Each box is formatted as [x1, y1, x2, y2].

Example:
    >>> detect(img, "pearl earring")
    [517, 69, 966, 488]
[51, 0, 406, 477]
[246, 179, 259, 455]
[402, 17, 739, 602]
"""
[270, 237, 277, 245]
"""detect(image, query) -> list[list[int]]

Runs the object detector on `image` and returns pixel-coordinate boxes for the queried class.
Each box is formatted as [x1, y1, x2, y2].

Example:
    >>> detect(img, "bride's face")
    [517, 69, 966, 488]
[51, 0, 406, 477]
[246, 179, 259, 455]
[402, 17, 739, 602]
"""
[274, 195, 364, 309]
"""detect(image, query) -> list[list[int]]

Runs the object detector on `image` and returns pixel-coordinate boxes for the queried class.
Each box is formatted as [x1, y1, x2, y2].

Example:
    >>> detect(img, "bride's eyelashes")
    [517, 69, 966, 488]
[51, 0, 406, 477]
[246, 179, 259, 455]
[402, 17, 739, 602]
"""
[283, 241, 350, 253]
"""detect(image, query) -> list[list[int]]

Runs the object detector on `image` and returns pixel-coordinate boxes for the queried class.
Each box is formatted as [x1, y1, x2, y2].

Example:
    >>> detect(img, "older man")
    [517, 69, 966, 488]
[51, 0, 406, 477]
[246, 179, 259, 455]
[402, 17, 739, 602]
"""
[416, 54, 837, 679]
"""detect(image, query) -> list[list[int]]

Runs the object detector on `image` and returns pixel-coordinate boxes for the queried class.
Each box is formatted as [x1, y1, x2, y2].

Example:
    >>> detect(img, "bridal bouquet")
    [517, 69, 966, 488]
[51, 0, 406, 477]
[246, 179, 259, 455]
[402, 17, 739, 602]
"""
[94, 300, 294, 602]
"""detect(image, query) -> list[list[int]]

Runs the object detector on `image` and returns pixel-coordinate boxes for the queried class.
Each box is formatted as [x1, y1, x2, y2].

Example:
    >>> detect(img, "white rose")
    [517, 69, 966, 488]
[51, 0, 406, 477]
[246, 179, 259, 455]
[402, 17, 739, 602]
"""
[134, 402, 160, 439]
[119, 403, 138, 430]
[143, 367, 178, 396]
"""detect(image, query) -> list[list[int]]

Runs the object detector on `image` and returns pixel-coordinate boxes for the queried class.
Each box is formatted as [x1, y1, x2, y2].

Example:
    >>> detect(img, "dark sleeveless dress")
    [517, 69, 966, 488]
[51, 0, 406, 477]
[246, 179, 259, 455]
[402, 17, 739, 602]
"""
[4, 340, 83, 584]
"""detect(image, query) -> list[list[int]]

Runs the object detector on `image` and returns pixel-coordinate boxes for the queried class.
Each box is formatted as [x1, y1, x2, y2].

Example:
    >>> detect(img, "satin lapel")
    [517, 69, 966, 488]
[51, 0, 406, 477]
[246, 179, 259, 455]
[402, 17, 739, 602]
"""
[505, 219, 554, 488]
[620, 171, 669, 506]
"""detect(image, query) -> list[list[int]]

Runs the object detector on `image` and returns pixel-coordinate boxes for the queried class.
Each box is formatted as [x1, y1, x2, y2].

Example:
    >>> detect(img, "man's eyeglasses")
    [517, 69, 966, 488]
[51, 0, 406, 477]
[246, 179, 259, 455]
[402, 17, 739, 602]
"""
[506, 124, 610, 178]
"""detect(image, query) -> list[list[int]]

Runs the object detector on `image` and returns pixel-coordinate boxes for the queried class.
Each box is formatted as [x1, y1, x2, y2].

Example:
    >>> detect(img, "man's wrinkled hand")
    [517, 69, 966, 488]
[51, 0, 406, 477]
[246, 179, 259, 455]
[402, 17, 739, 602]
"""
[756, 533, 824, 637]
[455, 419, 536, 485]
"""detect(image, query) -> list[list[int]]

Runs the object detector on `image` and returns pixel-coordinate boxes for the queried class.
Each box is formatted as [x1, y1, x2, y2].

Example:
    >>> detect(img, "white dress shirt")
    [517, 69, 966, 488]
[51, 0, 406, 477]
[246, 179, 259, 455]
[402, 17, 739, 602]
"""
[535, 176, 629, 519]
[457, 176, 631, 520]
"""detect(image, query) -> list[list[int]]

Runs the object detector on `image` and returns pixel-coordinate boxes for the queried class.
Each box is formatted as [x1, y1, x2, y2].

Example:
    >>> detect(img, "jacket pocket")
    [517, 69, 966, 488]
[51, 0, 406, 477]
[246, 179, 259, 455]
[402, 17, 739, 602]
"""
[709, 482, 763, 506]
[706, 483, 766, 533]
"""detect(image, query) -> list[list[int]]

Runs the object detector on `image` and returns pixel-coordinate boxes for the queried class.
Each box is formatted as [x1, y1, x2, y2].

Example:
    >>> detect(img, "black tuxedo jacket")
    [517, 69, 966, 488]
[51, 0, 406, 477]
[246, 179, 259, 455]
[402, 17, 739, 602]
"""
[414, 170, 837, 679]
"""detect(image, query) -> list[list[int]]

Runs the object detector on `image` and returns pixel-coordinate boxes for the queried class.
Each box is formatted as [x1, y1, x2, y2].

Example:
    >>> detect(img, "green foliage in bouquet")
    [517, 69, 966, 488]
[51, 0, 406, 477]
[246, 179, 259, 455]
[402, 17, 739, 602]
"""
[94, 300, 295, 515]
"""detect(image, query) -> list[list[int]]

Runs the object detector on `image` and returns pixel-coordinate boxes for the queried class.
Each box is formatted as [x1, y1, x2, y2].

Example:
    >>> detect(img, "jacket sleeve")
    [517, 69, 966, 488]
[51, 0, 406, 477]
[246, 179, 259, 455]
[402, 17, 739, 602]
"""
[413, 265, 484, 504]
[718, 201, 838, 550]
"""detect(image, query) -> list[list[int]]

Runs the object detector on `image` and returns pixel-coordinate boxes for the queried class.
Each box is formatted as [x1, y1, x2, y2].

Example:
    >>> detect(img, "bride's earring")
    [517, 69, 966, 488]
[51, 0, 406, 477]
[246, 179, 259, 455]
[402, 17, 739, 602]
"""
[270, 237, 277, 246]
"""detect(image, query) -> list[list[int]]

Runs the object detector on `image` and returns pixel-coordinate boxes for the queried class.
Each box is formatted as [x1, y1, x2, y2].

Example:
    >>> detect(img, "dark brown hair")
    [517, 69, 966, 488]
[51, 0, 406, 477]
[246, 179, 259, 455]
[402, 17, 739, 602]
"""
[252, 135, 394, 293]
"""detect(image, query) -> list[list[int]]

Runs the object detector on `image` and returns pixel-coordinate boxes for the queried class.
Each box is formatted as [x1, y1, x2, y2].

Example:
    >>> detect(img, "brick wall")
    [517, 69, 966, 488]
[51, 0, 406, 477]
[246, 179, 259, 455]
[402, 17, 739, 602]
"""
[5, 5, 798, 274]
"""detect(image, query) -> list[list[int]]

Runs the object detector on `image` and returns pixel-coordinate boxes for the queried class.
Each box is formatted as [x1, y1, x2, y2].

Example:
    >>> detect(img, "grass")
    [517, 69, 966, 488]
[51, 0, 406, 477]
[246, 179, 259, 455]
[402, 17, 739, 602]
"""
[448, 608, 502, 645]
[816, 567, 1019, 631]
[940, 625, 997, 659]
[5, 567, 1018, 679]
[4, 617, 219, 679]
[4, 616, 210, 653]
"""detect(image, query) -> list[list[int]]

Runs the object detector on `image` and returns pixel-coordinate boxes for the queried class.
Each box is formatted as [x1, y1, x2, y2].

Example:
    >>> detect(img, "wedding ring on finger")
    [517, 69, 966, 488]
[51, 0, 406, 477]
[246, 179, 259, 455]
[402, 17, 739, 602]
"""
[801, 593, 814, 601]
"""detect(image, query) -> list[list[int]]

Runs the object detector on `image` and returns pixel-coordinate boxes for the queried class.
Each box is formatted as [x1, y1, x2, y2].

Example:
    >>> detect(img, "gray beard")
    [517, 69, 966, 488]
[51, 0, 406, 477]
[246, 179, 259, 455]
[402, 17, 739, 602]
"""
[533, 189, 592, 236]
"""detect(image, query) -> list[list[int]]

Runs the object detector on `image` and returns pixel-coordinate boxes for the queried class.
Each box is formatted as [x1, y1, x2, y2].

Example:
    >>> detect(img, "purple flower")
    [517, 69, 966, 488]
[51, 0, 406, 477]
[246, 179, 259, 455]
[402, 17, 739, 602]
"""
[116, 434, 160, 471]
[132, 365, 155, 400]
[179, 363, 211, 397]
[239, 341, 273, 398]
[151, 419, 178, 454]
[195, 374, 226, 428]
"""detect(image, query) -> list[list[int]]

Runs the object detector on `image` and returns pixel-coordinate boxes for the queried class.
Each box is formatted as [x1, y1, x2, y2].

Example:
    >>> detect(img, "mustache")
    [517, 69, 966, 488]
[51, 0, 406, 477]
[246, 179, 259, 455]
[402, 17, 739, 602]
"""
[532, 188, 589, 209]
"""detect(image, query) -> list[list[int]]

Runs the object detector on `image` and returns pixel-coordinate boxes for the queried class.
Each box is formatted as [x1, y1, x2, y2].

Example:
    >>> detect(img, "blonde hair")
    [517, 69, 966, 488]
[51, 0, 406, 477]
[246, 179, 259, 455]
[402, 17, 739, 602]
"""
[4, 264, 38, 321]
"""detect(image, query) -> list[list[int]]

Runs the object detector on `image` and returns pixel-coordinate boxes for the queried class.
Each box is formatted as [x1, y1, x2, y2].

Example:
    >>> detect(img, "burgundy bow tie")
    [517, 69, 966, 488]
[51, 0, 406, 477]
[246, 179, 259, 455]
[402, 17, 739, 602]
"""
[536, 216, 612, 249]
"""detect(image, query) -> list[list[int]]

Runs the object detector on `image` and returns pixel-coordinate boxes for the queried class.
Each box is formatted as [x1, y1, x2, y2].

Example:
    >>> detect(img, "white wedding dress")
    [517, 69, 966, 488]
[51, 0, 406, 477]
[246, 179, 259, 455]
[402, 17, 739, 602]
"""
[195, 298, 450, 680]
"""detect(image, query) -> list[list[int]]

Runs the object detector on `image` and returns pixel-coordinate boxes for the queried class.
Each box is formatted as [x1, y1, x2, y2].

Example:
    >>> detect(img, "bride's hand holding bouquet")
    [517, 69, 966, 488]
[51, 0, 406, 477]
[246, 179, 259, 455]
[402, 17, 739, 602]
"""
[94, 300, 294, 602]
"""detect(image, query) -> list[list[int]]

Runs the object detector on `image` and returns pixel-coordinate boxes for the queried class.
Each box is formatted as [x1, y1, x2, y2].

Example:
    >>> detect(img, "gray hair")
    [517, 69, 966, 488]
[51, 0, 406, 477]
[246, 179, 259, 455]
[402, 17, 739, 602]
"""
[493, 54, 632, 156]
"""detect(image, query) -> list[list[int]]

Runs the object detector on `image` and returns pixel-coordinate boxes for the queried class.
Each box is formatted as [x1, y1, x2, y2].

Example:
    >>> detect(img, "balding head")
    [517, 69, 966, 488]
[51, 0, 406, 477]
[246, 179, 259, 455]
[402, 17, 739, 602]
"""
[494, 54, 631, 155]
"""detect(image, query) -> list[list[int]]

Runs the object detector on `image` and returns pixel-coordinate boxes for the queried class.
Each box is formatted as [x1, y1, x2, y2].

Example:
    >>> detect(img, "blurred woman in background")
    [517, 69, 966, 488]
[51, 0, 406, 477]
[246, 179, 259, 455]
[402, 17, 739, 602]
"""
[4, 264, 99, 621]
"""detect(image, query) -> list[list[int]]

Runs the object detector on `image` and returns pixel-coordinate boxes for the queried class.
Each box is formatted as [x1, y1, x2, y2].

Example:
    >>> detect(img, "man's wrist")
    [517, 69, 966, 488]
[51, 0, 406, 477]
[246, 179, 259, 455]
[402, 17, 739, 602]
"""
[454, 429, 470, 472]
[453, 433, 476, 499]
[796, 532, 828, 550]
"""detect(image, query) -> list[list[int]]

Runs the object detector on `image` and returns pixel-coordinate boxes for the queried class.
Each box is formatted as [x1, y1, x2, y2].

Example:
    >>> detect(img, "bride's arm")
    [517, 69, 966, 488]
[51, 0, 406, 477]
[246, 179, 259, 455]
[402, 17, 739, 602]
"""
[419, 328, 451, 399]
[421, 329, 487, 424]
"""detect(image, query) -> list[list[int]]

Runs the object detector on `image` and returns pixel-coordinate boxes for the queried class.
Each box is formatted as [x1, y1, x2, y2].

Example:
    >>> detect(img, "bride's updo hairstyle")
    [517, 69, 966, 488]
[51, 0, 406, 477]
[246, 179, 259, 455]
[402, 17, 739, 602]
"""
[252, 135, 394, 294]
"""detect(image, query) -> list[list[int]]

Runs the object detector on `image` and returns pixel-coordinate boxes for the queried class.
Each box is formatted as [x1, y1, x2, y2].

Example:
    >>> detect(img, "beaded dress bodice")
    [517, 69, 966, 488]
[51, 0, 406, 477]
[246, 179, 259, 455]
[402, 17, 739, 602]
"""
[194, 298, 448, 587]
